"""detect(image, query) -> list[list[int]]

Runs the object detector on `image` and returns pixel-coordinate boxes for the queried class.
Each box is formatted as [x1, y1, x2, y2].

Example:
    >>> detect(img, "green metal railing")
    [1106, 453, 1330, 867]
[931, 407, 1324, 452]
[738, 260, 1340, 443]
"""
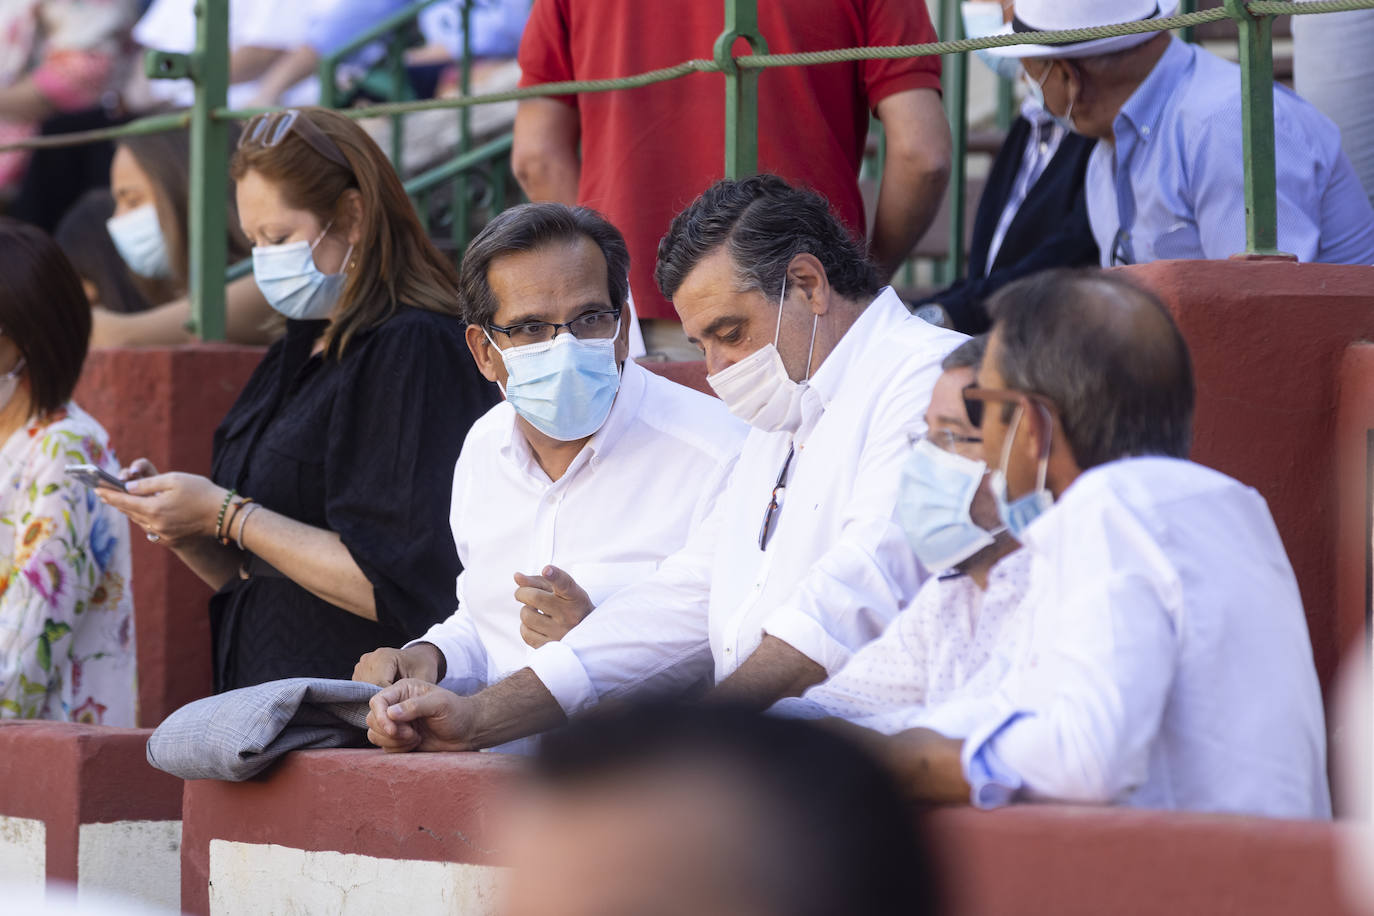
[3, 0, 1371, 339]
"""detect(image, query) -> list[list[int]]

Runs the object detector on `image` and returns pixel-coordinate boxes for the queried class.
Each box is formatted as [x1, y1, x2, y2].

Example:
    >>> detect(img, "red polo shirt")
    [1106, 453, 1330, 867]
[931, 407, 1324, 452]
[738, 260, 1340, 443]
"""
[518, 0, 942, 322]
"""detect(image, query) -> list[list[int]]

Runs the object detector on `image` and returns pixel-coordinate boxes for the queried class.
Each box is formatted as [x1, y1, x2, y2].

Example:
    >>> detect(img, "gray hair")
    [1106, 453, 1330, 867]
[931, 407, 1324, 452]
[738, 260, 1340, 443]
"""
[985, 269, 1193, 469]
[940, 334, 987, 372]
[458, 202, 629, 327]
[654, 174, 879, 305]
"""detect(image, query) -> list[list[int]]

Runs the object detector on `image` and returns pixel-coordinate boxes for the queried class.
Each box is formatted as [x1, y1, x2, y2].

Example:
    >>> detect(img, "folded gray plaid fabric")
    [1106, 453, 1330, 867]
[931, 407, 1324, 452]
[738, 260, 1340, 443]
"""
[146, 677, 381, 781]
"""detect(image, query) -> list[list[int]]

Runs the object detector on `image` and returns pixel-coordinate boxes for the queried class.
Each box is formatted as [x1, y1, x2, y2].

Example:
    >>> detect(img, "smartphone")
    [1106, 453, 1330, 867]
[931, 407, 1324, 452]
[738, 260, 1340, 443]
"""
[64, 464, 127, 492]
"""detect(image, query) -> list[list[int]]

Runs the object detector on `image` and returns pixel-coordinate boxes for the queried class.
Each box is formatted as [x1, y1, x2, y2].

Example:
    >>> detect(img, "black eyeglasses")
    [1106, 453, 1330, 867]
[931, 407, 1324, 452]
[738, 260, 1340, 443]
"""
[488, 306, 623, 347]
[239, 109, 352, 171]
[758, 445, 795, 551]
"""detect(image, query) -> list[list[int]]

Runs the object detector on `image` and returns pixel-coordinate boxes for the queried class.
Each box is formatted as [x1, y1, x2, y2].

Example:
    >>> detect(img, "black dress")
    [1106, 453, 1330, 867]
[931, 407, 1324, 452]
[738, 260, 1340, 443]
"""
[207, 306, 498, 692]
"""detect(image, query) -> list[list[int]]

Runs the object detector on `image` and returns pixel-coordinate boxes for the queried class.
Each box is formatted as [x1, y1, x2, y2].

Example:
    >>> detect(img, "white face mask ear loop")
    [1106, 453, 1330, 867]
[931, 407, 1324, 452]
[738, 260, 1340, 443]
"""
[481, 326, 509, 398]
[772, 273, 789, 346]
[803, 312, 819, 383]
[997, 402, 1024, 480]
[1030, 400, 1053, 494]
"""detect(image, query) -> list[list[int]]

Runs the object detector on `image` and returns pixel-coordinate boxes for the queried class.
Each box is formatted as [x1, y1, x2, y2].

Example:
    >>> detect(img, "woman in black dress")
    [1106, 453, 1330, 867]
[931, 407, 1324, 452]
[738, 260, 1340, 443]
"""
[101, 108, 497, 691]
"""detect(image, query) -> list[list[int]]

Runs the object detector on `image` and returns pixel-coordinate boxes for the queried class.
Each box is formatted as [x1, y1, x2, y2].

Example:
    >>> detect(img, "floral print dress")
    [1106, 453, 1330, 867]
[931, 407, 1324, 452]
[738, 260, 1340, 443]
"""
[0, 402, 136, 725]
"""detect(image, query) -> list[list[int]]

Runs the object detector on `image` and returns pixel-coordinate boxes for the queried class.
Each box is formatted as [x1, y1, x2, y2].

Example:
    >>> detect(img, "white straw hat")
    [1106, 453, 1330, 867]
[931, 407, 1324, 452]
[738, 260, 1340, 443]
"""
[983, 0, 1181, 59]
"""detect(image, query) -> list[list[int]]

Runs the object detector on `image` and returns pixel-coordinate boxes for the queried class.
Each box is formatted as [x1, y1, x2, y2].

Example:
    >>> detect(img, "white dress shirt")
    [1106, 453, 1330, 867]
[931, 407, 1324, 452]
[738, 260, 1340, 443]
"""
[411, 359, 746, 695]
[773, 549, 1031, 734]
[527, 288, 968, 713]
[960, 457, 1331, 819]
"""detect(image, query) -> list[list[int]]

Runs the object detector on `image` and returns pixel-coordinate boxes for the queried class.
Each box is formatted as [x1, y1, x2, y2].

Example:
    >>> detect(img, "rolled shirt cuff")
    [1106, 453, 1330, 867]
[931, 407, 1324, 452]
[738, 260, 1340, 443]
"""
[526, 639, 599, 716]
[767, 696, 832, 721]
[961, 709, 1029, 809]
[761, 605, 854, 676]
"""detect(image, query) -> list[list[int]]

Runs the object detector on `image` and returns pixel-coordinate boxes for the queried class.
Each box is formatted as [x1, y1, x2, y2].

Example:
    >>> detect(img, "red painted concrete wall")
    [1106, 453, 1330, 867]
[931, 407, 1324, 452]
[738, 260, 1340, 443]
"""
[74, 347, 266, 727]
[178, 748, 1360, 916]
[180, 750, 519, 915]
[1336, 344, 1374, 674]
[1122, 261, 1374, 700]
[0, 722, 182, 884]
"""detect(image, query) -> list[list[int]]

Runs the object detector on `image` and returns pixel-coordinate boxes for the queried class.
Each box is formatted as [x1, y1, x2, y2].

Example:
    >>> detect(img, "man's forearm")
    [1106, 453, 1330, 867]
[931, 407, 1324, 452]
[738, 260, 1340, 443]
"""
[468, 668, 569, 749]
[705, 635, 826, 711]
[870, 159, 949, 281]
[881, 727, 971, 803]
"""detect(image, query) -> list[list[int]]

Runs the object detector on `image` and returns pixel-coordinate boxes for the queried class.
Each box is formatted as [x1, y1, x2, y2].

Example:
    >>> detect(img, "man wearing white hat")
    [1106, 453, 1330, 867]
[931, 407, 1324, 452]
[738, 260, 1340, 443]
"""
[985, 0, 1374, 266]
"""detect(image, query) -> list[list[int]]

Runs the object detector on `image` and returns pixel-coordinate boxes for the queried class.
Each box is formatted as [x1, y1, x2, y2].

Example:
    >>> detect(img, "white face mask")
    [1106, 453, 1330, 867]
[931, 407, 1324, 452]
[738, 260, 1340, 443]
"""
[106, 204, 172, 279]
[0, 356, 25, 414]
[251, 221, 353, 321]
[706, 276, 818, 433]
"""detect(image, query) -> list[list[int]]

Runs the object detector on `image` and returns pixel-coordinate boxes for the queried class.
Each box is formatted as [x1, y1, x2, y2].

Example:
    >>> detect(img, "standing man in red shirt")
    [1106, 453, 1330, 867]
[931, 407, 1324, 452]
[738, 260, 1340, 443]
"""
[513, 0, 950, 360]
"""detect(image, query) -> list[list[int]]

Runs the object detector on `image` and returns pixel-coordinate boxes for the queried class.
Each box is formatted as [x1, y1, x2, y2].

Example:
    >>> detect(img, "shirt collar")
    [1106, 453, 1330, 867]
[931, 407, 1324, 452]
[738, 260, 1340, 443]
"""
[1115, 37, 1193, 141]
[496, 357, 648, 473]
[807, 286, 909, 407]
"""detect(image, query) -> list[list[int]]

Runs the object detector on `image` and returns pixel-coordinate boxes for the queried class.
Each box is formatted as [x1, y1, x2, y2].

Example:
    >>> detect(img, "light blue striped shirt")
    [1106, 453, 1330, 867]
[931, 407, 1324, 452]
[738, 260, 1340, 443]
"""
[1085, 37, 1374, 266]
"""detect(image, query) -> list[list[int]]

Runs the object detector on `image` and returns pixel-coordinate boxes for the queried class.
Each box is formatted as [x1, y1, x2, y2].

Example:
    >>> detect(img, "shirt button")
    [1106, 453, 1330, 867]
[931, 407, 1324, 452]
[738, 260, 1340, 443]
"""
[725, 647, 733, 655]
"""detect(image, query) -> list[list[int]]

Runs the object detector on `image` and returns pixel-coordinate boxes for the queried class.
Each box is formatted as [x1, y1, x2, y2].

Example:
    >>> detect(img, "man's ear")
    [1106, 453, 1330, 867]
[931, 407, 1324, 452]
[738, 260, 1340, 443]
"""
[786, 253, 833, 316]
[466, 324, 503, 386]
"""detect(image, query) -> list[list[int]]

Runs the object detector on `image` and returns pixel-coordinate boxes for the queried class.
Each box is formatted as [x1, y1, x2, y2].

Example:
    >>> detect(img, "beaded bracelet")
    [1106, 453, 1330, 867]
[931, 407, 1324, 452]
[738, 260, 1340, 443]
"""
[214, 489, 238, 542]
[235, 502, 262, 552]
[219, 497, 254, 547]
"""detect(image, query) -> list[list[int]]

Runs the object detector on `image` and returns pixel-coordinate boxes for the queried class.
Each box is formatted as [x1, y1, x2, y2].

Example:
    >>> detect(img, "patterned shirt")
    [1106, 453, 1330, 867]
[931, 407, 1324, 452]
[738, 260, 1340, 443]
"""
[0, 402, 136, 725]
[772, 549, 1031, 734]
[0, 0, 139, 190]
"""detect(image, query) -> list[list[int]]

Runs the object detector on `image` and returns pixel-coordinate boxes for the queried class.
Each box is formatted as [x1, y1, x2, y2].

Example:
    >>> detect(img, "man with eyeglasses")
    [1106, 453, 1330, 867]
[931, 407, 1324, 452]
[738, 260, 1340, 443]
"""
[770, 335, 1032, 732]
[363, 175, 967, 753]
[352, 203, 745, 702]
[861, 268, 1330, 818]
[982, 0, 1374, 267]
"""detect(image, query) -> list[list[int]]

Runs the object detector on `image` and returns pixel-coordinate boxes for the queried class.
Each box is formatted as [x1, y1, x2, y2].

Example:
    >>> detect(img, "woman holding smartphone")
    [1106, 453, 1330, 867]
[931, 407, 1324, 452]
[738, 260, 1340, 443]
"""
[101, 108, 497, 692]
[0, 219, 136, 725]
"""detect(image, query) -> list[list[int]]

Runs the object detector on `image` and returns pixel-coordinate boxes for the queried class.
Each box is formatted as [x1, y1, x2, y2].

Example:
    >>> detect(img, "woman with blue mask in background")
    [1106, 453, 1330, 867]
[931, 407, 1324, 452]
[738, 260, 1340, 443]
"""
[99, 107, 498, 692]
[92, 129, 277, 347]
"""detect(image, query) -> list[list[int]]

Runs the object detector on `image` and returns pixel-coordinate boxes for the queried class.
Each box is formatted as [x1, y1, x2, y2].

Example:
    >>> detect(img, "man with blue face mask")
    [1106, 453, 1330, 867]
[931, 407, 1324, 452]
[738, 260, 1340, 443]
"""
[353, 203, 746, 697]
[859, 269, 1330, 819]
[363, 175, 968, 755]
[769, 336, 1032, 732]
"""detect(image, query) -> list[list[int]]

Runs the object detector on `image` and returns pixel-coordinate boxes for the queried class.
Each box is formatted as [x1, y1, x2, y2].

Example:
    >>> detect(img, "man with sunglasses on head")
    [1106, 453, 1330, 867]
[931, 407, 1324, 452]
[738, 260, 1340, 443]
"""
[353, 203, 745, 704]
[865, 268, 1330, 819]
[364, 175, 967, 753]
[770, 335, 1033, 732]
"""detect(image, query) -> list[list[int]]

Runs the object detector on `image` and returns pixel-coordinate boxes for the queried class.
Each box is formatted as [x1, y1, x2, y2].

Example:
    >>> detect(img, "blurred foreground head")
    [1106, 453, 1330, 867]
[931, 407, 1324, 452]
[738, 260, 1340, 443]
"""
[503, 703, 940, 916]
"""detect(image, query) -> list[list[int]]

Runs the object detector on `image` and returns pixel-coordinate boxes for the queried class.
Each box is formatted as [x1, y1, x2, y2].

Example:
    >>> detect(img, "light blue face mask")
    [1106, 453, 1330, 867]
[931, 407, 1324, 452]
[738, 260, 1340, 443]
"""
[106, 204, 172, 279]
[963, 2, 1023, 81]
[989, 402, 1055, 539]
[251, 222, 352, 321]
[485, 324, 622, 442]
[898, 437, 1005, 572]
[1021, 63, 1078, 133]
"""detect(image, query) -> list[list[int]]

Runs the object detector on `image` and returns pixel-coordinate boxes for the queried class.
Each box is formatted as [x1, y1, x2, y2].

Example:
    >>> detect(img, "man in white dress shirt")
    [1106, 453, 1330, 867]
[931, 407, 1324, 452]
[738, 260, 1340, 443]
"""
[772, 335, 1032, 732]
[870, 269, 1330, 819]
[364, 175, 967, 752]
[352, 203, 745, 695]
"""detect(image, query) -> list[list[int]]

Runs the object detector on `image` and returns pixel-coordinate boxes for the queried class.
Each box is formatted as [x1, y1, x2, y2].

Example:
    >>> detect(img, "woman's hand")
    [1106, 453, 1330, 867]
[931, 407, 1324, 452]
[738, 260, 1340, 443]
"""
[119, 458, 159, 483]
[99, 472, 230, 547]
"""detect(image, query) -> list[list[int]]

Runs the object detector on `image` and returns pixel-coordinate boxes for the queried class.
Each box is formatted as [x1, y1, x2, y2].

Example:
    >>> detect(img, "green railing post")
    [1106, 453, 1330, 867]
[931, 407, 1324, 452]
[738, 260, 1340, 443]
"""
[940, 0, 969, 281]
[1225, 0, 1284, 256]
[715, 0, 767, 180]
[1181, 0, 1198, 43]
[452, 0, 475, 251]
[189, 0, 230, 341]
